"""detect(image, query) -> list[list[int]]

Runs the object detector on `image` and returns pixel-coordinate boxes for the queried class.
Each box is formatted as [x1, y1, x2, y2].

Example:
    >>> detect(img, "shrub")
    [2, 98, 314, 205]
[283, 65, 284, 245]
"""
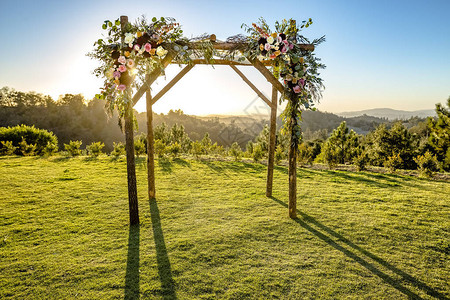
[229, 142, 242, 161]
[154, 139, 167, 158]
[191, 141, 205, 159]
[384, 153, 403, 173]
[0, 141, 17, 156]
[414, 151, 439, 177]
[353, 151, 369, 171]
[64, 140, 82, 157]
[252, 144, 264, 163]
[43, 141, 58, 156]
[322, 142, 339, 169]
[86, 141, 105, 157]
[0, 125, 58, 156]
[298, 143, 313, 166]
[167, 142, 181, 158]
[134, 139, 146, 158]
[19, 138, 37, 156]
[274, 145, 285, 165]
[110, 142, 125, 157]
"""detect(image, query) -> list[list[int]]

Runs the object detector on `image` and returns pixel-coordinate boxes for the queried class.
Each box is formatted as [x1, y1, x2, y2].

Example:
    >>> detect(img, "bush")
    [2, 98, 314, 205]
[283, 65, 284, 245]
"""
[154, 139, 167, 158]
[86, 141, 105, 157]
[0, 125, 58, 156]
[322, 142, 339, 169]
[0, 141, 17, 156]
[414, 151, 439, 177]
[19, 138, 36, 156]
[191, 141, 205, 159]
[110, 142, 125, 157]
[134, 139, 146, 158]
[252, 144, 264, 162]
[229, 142, 242, 161]
[353, 152, 369, 171]
[43, 141, 58, 156]
[384, 153, 403, 173]
[167, 142, 181, 158]
[64, 140, 82, 157]
[274, 145, 285, 165]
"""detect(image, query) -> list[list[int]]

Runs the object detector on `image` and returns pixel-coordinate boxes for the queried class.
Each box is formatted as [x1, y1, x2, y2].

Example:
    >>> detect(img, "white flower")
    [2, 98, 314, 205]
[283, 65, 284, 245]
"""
[105, 68, 114, 80]
[124, 33, 134, 44]
[267, 36, 274, 44]
[156, 46, 168, 57]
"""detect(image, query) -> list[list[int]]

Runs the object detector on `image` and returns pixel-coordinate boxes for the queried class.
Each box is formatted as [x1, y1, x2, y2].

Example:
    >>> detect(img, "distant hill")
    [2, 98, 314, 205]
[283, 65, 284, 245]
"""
[337, 108, 435, 120]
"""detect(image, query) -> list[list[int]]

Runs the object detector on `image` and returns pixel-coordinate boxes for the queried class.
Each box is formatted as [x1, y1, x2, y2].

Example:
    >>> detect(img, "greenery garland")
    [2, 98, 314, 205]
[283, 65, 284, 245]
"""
[242, 18, 325, 149]
[90, 17, 325, 149]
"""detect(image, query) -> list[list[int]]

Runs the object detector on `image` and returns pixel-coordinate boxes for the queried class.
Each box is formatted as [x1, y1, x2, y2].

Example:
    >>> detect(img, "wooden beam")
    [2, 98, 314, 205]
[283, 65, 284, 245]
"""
[173, 59, 272, 66]
[248, 57, 284, 94]
[190, 42, 314, 52]
[151, 64, 194, 105]
[229, 65, 272, 107]
[132, 51, 177, 106]
[146, 90, 156, 199]
[266, 86, 278, 197]
[121, 15, 139, 225]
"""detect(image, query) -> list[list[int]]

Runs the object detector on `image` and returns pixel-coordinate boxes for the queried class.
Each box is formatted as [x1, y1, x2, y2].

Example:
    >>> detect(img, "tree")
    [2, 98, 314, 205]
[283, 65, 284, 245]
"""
[229, 142, 242, 161]
[427, 97, 450, 170]
[322, 121, 359, 166]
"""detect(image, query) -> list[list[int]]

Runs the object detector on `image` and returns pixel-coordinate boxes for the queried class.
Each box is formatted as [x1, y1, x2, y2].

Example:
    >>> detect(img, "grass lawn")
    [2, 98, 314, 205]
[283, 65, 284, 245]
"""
[0, 156, 449, 299]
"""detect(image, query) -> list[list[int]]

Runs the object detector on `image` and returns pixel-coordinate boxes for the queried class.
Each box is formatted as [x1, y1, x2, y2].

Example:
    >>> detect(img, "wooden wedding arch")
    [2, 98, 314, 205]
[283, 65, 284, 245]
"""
[118, 16, 315, 224]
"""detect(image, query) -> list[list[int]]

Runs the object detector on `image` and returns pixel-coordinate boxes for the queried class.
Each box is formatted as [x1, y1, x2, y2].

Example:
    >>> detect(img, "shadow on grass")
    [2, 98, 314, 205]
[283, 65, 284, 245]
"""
[199, 159, 265, 174]
[149, 199, 177, 299]
[125, 224, 140, 299]
[158, 157, 173, 174]
[270, 197, 448, 300]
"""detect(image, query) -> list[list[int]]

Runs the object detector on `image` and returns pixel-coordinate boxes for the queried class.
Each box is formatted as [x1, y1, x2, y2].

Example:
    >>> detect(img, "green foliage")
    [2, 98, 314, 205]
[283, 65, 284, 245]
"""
[252, 144, 264, 162]
[201, 133, 212, 155]
[64, 140, 82, 157]
[154, 139, 167, 158]
[322, 141, 339, 169]
[86, 141, 105, 157]
[427, 97, 450, 171]
[414, 151, 439, 178]
[298, 143, 313, 166]
[274, 145, 285, 165]
[43, 141, 58, 156]
[110, 142, 125, 157]
[167, 142, 181, 158]
[19, 138, 37, 156]
[229, 142, 243, 161]
[325, 121, 359, 164]
[191, 140, 205, 159]
[0, 141, 17, 156]
[0, 124, 58, 156]
[384, 153, 403, 173]
[134, 138, 146, 158]
[353, 151, 369, 171]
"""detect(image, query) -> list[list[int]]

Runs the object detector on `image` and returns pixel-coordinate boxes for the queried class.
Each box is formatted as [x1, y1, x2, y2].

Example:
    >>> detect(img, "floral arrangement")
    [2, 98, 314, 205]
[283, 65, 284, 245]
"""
[242, 18, 325, 146]
[89, 17, 193, 114]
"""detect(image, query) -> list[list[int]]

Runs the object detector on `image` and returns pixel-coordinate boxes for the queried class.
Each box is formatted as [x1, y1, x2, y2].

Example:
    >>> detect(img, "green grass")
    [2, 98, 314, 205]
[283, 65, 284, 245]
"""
[0, 156, 449, 299]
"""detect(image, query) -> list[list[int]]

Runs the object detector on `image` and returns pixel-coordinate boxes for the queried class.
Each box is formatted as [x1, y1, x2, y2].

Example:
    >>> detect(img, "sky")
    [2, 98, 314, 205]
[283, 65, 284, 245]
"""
[0, 0, 449, 116]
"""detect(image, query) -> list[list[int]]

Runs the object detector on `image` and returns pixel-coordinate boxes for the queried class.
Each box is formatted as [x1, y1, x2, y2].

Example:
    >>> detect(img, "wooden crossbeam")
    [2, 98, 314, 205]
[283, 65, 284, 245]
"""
[173, 59, 271, 66]
[151, 64, 194, 105]
[191, 41, 314, 52]
[229, 65, 272, 107]
[247, 57, 284, 94]
[132, 51, 177, 106]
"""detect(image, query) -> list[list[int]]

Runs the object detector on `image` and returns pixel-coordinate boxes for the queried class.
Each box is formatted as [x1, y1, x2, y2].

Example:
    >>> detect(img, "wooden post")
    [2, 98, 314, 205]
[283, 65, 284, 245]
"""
[266, 86, 277, 197]
[288, 137, 297, 219]
[146, 90, 156, 199]
[122, 15, 139, 225]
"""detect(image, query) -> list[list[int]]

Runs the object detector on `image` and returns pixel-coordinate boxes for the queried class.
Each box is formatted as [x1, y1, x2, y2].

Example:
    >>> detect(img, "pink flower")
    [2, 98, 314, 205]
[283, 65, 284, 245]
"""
[289, 43, 294, 50]
[113, 71, 121, 79]
[282, 40, 289, 47]
[118, 56, 126, 65]
[118, 64, 127, 73]
[118, 84, 127, 91]
[299, 78, 306, 87]
[144, 43, 152, 52]
[264, 43, 271, 51]
[126, 59, 135, 68]
[281, 46, 288, 53]
[134, 44, 140, 51]
[293, 85, 301, 93]
[276, 36, 282, 43]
